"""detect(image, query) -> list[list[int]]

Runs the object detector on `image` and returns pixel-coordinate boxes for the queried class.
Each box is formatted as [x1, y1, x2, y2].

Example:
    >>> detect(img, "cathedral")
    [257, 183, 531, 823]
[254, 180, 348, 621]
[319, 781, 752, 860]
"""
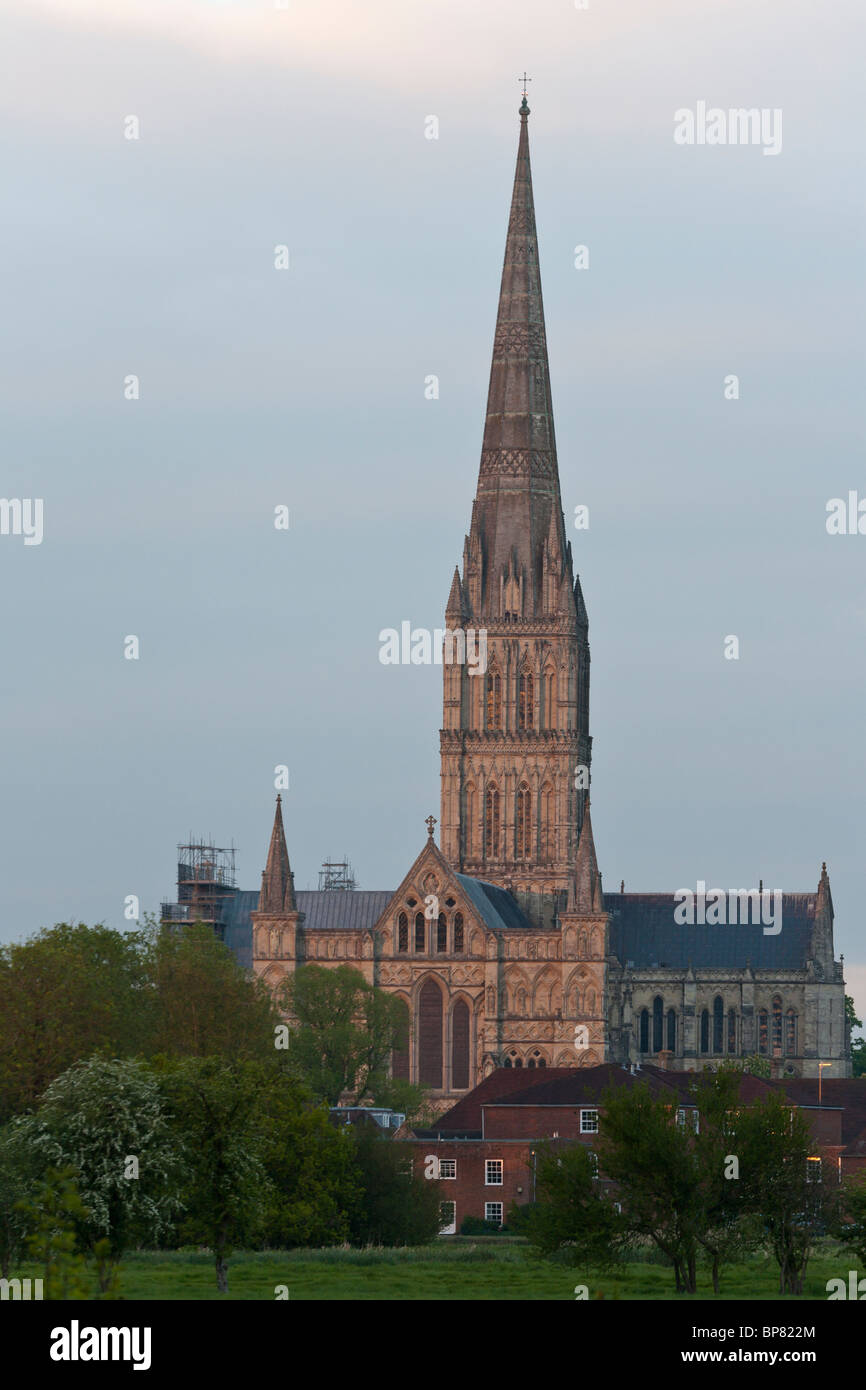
[167, 97, 850, 1102]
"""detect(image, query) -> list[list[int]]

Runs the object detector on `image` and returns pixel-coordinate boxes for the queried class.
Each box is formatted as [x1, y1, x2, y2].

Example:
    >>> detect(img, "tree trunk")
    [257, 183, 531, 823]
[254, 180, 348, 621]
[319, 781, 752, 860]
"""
[216, 1251, 229, 1295]
[686, 1253, 697, 1294]
[712, 1255, 720, 1295]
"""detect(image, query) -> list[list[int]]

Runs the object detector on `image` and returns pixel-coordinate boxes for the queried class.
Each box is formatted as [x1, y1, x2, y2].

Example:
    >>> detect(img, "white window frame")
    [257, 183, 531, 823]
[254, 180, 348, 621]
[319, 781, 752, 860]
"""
[484, 1202, 504, 1227]
[439, 1200, 456, 1234]
[485, 1159, 503, 1186]
[580, 1108, 599, 1134]
[438, 1159, 457, 1180]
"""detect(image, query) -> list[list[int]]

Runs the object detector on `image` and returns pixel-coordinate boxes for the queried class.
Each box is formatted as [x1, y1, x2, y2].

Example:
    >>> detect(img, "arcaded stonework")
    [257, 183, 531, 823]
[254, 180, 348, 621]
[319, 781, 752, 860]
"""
[245, 100, 849, 1105]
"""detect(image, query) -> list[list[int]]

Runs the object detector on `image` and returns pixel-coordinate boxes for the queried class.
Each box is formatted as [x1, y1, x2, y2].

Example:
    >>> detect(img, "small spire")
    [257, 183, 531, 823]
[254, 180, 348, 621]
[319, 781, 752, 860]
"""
[572, 796, 603, 914]
[259, 795, 296, 914]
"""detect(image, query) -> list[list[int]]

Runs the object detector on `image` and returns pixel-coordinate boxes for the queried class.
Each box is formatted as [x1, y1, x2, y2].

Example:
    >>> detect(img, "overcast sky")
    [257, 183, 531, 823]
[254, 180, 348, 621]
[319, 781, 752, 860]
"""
[1, 0, 864, 1018]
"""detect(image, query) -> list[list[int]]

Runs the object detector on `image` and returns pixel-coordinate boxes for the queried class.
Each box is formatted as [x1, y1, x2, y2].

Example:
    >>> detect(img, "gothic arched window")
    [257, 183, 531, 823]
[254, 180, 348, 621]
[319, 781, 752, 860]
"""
[544, 666, 555, 729]
[666, 1008, 676, 1053]
[516, 783, 532, 860]
[652, 996, 663, 1053]
[414, 912, 426, 953]
[518, 669, 534, 730]
[713, 996, 724, 1054]
[486, 670, 502, 731]
[700, 1009, 709, 1055]
[453, 912, 464, 953]
[437, 913, 447, 953]
[464, 784, 476, 858]
[786, 1009, 797, 1056]
[418, 979, 443, 1088]
[485, 784, 500, 859]
[727, 1009, 737, 1054]
[397, 912, 408, 953]
[540, 782, 554, 862]
[772, 996, 783, 1057]
[639, 1008, 649, 1053]
[758, 1009, 768, 1055]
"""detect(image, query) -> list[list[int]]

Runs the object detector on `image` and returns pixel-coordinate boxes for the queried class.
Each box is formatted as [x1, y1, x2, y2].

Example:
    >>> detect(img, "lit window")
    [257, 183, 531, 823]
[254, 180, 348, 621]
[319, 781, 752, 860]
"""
[580, 1109, 598, 1134]
[485, 1159, 503, 1186]
[806, 1157, 822, 1184]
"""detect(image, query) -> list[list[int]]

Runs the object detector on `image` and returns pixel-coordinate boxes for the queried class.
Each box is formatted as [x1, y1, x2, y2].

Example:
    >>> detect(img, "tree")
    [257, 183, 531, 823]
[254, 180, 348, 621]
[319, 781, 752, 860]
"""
[598, 1082, 704, 1293]
[347, 1124, 443, 1246]
[690, 1067, 753, 1292]
[18, 1168, 92, 1300]
[21, 1057, 181, 1288]
[839, 1170, 866, 1266]
[735, 1091, 840, 1294]
[282, 964, 408, 1106]
[0, 1119, 38, 1278]
[158, 1057, 272, 1293]
[845, 996, 865, 1078]
[520, 1141, 626, 1270]
[0, 923, 149, 1120]
[144, 920, 278, 1061]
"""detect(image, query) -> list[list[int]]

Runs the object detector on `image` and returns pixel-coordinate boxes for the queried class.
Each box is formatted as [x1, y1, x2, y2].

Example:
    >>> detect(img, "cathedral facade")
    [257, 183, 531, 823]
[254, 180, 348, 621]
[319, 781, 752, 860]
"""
[203, 98, 849, 1102]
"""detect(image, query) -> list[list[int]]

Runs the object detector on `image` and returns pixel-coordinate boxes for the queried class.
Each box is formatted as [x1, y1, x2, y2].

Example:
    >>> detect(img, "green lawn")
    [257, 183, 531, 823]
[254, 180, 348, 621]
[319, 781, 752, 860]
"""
[17, 1240, 851, 1300]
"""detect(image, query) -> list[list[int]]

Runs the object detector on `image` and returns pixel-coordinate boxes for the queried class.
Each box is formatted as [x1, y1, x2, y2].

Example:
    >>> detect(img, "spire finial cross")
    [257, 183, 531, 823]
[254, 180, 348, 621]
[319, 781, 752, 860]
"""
[519, 72, 532, 97]
[425, 814, 437, 839]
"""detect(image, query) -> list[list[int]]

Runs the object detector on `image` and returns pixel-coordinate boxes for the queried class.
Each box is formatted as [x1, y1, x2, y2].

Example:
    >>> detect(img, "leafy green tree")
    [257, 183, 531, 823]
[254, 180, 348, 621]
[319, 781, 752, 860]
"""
[598, 1081, 703, 1293]
[282, 964, 408, 1106]
[256, 1069, 361, 1248]
[846, 996, 865, 1078]
[839, 1171, 866, 1265]
[18, 1168, 92, 1300]
[159, 1057, 272, 1293]
[520, 1141, 626, 1270]
[0, 923, 149, 1120]
[347, 1124, 442, 1246]
[735, 1092, 840, 1294]
[690, 1067, 753, 1292]
[21, 1057, 181, 1288]
[0, 1119, 38, 1278]
[144, 920, 278, 1061]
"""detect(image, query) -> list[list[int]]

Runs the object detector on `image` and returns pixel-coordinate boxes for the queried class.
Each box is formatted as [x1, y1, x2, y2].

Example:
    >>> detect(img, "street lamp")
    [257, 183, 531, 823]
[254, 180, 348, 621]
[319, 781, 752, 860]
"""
[818, 1061, 832, 1105]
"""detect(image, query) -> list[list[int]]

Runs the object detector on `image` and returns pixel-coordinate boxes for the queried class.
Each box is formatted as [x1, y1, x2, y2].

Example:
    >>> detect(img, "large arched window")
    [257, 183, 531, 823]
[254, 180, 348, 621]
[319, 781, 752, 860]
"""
[540, 782, 554, 862]
[700, 1009, 710, 1055]
[713, 996, 724, 1054]
[652, 996, 663, 1053]
[727, 1009, 737, 1054]
[758, 1009, 769, 1055]
[418, 979, 443, 1087]
[397, 912, 408, 953]
[786, 1009, 797, 1056]
[639, 1008, 649, 1053]
[518, 669, 534, 730]
[666, 1008, 676, 1053]
[453, 912, 464, 953]
[486, 670, 502, 730]
[414, 911, 426, 953]
[391, 997, 410, 1080]
[516, 783, 532, 860]
[451, 999, 470, 1090]
[485, 783, 500, 859]
[771, 996, 783, 1058]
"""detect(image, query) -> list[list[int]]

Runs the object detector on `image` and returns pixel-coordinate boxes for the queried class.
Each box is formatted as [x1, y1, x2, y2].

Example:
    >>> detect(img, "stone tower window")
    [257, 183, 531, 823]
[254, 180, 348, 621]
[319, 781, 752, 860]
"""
[518, 670, 534, 730]
[486, 669, 502, 730]
[485, 784, 501, 859]
[785, 1009, 797, 1055]
[516, 783, 532, 860]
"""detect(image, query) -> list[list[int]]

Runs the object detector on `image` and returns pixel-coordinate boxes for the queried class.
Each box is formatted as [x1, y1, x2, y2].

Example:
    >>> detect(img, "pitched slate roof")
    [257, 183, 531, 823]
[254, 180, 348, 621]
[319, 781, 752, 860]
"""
[413, 1067, 578, 1137]
[604, 892, 817, 970]
[776, 1078, 866, 1145]
[455, 874, 536, 932]
[294, 890, 392, 931]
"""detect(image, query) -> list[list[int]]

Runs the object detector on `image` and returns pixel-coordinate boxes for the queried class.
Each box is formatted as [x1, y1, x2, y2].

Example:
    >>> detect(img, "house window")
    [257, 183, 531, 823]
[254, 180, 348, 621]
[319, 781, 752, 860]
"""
[677, 1108, 700, 1133]
[414, 912, 426, 952]
[485, 1159, 503, 1186]
[806, 1157, 822, 1184]
[439, 1201, 456, 1234]
[485, 1202, 504, 1227]
[397, 913, 408, 953]
[436, 913, 447, 953]
[453, 912, 464, 953]
[438, 1159, 457, 1180]
[588, 1152, 599, 1177]
[580, 1109, 599, 1134]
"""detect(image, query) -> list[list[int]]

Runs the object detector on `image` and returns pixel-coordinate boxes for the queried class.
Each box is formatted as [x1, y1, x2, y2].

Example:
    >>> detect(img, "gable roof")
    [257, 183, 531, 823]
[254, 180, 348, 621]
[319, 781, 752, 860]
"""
[605, 892, 817, 970]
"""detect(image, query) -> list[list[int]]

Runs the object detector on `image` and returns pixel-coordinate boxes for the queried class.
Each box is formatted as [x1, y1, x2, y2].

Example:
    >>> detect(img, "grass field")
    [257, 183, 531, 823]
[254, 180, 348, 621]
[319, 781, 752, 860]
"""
[17, 1240, 851, 1300]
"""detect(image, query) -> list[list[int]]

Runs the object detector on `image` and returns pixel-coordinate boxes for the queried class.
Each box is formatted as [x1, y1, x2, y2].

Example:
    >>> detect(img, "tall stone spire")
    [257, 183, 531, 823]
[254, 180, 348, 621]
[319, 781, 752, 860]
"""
[439, 97, 592, 898]
[259, 794, 296, 913]
[571, 796, 603, 914]
[470, 93, 570, 618]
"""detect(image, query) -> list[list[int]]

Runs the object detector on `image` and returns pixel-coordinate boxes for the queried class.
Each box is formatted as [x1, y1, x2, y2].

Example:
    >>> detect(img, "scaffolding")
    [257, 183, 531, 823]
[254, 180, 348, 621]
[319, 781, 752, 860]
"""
[318, 857, 357, 891]
[161, 838, 238, 940]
